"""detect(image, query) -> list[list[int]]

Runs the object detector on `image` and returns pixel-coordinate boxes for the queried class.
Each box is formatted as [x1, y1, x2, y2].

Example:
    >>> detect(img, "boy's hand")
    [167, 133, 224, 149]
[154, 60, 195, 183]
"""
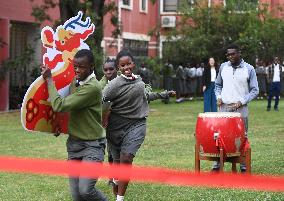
[102, 101, 112, 128]
[102, 111, 110, 128]
[41, 65, 52, 80]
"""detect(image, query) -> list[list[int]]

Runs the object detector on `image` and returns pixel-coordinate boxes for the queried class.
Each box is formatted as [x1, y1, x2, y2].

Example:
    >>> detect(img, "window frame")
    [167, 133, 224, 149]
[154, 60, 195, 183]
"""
[121, 0, 133, 10]
[223, 0, 259, 12]
[160, 0, 178, 14]
[139, 0, 148, 13]
[123, 39, 149, 57]
[160, 0, 195, 14]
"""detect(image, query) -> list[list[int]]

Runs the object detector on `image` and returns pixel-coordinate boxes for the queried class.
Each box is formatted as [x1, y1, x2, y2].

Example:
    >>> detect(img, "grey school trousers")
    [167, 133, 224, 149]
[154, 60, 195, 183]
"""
[66, 137, 108, 201]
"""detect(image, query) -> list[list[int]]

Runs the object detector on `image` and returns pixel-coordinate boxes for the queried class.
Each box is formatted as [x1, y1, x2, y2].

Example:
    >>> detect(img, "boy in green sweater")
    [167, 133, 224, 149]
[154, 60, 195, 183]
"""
[41, 49, 108, 201]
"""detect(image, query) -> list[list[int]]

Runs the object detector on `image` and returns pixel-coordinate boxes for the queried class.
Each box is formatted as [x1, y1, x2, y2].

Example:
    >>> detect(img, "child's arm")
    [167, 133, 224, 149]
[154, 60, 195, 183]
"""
[101, 84, 113, 128]
[144, 84, 175, 102]
[102, 101, 112, 128]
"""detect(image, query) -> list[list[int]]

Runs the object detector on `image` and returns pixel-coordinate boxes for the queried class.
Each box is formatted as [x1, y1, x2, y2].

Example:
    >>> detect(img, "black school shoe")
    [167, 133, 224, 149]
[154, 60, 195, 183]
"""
[240, 168, 246, 173]
[211, 167, 220, 172]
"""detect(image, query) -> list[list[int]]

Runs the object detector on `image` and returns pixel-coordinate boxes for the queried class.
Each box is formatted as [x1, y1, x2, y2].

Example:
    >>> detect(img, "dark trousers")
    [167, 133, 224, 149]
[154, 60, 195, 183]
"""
[203, 82, 217, 112]
[267, 82, 281, 109]
[67, 137, 108, 201]
[163, 76, 173, 91]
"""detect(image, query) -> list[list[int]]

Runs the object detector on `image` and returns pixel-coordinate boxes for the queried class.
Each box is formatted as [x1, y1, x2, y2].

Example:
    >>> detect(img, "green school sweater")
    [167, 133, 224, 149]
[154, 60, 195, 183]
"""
[47, 77, 105, 140]
[99, 75, 108, 89]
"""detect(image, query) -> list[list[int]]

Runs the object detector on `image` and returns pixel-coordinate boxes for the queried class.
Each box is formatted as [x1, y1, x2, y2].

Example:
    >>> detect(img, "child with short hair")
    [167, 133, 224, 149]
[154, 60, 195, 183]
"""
[99, 58, 117, 89]
[41, 49, 108, 201]
[102, 50, 175, 201]
[99, 58, 117, 186]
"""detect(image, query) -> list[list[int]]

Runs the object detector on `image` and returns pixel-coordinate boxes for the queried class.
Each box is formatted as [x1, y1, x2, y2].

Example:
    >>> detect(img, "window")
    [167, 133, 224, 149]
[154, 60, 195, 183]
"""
[122, 0, 130, 6]
[9, 22, 41, 109]
[162, 0, 195, 13]
[123, 39, 148, 57]
[225, 0, 258, 11]
[140, 0, 148, 13]
[163, 0, 178, 12]
[121, 0, 133, 10]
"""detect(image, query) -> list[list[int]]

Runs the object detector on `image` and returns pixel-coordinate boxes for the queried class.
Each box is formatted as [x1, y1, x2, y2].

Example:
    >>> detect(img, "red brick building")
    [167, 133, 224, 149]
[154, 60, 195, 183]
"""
[0, 0, 283, 111]
[0, 0, 59, 111]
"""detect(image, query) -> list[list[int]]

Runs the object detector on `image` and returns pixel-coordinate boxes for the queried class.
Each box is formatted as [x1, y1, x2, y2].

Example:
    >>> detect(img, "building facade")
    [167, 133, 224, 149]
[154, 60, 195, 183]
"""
[0, 0, 283, 111]
[0, 0, 59, 111]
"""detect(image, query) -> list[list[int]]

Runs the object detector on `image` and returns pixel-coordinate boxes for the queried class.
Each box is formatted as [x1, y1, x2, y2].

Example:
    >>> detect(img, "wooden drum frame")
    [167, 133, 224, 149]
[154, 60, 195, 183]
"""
[195, 112, 251, 173]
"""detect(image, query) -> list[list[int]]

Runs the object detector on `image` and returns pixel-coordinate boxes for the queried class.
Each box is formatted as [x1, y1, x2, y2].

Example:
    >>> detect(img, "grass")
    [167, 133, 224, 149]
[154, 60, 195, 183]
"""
[0, 100, 283, 201]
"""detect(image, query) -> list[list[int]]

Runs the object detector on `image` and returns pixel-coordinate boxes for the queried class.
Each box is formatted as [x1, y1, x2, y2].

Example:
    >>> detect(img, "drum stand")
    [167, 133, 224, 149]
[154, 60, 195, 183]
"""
[195, 142, 251, 173]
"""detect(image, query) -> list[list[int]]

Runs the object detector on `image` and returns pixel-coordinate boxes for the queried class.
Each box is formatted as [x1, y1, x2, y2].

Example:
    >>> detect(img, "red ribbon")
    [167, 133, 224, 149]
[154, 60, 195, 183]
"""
[0, 156, 284, 192]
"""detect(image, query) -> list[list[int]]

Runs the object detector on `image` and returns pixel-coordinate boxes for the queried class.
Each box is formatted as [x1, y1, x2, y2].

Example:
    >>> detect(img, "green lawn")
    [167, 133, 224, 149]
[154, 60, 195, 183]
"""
[0, 100, 283, 201]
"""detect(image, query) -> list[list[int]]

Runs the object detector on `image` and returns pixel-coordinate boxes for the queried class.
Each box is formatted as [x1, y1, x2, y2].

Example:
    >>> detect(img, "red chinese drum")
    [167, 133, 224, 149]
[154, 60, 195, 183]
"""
[195, 112, 246, 157]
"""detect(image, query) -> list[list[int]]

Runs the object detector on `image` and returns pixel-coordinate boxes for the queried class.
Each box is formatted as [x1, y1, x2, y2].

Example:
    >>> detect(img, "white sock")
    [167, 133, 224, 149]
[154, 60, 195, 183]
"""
[116, 195, 124, 201]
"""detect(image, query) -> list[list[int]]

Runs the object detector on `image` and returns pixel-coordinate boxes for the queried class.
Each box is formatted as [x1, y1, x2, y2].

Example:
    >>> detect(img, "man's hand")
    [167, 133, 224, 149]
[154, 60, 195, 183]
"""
[41, 65, 52, 80]
[202, 86, 206, 92]
[235, 101, 242, 109]
[217, 98, 223, 106]
[228, 101, 242, 110]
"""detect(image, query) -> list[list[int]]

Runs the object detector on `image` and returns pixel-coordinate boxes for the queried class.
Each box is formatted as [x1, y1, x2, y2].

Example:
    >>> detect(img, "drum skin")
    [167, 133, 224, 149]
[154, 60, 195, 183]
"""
[195, 112, 246, 157]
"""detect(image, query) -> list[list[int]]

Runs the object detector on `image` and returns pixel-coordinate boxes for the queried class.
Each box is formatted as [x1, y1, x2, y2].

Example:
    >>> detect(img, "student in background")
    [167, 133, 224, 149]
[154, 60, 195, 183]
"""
[99, 58, 117, 88]
[188, 64, 197, 101]
[196, 63, 204, 98]
[184, 63, 191, 101]
[255, 60, 267, 99]
[162, 60, 174, 91]
[175, 63, 185, 103]
[137, 62, 151, 84]
[99, 58, 117, 186]
[267, 56, 282, 111]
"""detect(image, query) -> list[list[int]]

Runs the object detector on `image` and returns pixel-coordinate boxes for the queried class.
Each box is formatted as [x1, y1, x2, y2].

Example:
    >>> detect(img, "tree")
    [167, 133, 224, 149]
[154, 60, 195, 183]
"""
[162, 1, 284, 65]
[30, 0, 120, 77]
